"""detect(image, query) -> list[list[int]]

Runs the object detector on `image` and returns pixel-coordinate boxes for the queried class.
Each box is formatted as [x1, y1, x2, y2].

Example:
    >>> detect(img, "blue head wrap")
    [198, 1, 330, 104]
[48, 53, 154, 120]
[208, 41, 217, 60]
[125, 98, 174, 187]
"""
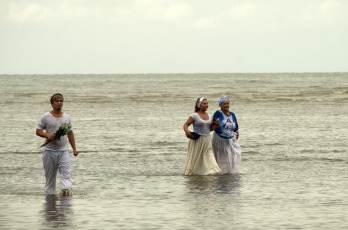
[219, 96, 230, 107]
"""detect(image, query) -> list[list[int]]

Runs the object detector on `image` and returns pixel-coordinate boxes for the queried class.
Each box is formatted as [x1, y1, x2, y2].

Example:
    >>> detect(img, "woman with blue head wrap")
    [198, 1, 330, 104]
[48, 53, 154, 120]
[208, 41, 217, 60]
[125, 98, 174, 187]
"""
[210, 96, 242, 174]
[182, 97, 221, 175]
[219, 96, 230, 107]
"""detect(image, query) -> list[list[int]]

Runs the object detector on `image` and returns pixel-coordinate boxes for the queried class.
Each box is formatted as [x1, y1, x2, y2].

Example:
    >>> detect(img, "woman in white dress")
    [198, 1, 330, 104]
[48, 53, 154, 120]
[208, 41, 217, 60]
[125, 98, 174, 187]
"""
[183, 97, 221, 175]
[210, 97, 242, 174]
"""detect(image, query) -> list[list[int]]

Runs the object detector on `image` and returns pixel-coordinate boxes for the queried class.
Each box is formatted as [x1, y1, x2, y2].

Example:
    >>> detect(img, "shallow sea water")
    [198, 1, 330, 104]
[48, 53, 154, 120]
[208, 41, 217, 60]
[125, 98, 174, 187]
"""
[0, 73, 348, 229]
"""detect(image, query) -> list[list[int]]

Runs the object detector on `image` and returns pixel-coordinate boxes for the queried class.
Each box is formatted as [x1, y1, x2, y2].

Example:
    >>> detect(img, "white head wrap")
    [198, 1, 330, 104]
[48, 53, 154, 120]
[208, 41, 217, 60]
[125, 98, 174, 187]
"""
[197, 97, 205, 109]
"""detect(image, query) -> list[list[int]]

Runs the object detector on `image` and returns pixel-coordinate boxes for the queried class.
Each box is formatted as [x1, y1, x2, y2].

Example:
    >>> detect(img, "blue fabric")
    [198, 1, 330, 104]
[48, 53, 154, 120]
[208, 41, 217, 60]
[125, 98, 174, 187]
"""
[213, 110, 238, 139]
[190, 132, 201, 139]
[219, 97, 230, 107]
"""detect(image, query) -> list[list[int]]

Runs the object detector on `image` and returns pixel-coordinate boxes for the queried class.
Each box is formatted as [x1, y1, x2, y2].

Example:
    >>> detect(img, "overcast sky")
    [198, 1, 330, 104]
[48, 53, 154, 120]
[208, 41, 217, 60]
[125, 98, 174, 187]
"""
[1, 0, 347, 74]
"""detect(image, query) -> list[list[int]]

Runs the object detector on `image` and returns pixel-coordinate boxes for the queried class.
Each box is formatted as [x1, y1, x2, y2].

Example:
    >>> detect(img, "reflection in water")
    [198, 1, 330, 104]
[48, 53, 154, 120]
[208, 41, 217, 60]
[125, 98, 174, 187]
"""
[183, 174, 242, 227]
[215, 174, 241, 194]
[185, 174, 241, 195]
[42, 195, 73, 228]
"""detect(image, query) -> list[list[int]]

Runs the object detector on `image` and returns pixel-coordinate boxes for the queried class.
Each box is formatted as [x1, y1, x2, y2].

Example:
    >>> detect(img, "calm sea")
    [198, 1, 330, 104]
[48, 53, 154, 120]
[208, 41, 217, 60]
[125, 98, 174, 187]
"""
[0, 73, 347, 229]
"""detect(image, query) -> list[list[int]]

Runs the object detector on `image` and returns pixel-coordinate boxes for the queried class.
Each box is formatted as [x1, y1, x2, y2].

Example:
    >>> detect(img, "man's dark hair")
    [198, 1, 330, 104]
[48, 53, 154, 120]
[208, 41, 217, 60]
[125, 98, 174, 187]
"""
[50, 93, 64, 104]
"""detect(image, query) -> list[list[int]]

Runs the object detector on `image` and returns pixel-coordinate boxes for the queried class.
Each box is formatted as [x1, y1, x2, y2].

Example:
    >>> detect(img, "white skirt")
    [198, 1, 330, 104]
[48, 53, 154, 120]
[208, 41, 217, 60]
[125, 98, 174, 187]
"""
[184, 134, 221, 176]
[212, 132, 241, 174]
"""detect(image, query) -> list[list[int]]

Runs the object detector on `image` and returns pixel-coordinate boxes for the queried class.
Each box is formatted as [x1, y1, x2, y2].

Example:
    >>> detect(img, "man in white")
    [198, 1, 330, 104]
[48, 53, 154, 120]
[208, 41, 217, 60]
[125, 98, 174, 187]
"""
[36, 93, 78, 195]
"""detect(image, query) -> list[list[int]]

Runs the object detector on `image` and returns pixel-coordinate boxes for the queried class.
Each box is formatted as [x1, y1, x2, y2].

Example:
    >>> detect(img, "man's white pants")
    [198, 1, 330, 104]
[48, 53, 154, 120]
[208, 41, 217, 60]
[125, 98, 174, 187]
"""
[42, 150, 72, 194]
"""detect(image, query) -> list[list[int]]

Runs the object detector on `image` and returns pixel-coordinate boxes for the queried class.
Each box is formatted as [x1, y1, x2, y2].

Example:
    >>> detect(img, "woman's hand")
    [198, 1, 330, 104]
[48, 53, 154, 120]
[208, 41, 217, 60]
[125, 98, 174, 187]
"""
[235, 130, 239, 139]
[210, 118, 220, 131]
[185, 130, 194, 139]
[212, 118, 220, 126]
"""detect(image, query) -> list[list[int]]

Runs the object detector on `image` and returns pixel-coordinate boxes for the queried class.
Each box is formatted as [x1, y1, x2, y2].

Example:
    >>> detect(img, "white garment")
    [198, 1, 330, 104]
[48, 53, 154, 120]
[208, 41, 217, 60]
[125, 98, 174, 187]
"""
[184, 134, 221, 175]
[42, 150, 72, 194]
[37, 112, 72, 151]
[212, 132, 241, 174]
[190, 113, 212, 135]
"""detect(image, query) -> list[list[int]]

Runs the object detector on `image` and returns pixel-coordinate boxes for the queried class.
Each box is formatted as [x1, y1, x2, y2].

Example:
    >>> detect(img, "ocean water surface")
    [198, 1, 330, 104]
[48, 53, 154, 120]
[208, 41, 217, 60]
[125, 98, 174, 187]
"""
[0, 73, 347, 229]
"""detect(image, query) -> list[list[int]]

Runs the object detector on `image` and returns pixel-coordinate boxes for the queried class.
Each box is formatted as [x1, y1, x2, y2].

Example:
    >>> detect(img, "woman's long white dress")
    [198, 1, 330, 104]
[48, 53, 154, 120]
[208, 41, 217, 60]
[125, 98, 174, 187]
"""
[183, 113, 221, 176]
[212, 132, 241, 174]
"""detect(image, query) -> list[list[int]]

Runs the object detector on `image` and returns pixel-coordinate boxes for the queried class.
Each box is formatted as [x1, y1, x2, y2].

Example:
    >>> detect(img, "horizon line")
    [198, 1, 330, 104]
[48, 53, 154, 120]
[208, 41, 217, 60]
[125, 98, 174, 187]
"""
[1, 71, 347, 76]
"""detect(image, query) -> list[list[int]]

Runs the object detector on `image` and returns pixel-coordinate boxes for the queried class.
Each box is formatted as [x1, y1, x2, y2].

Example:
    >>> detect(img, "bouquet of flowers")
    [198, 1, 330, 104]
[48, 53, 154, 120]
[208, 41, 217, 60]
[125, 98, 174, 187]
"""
[39, 122, 71, 148]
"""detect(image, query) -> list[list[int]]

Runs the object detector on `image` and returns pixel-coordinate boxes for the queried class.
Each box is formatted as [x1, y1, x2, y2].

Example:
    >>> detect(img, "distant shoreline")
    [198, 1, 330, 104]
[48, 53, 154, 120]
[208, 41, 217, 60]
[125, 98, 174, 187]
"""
[1, 72, 347, 76]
